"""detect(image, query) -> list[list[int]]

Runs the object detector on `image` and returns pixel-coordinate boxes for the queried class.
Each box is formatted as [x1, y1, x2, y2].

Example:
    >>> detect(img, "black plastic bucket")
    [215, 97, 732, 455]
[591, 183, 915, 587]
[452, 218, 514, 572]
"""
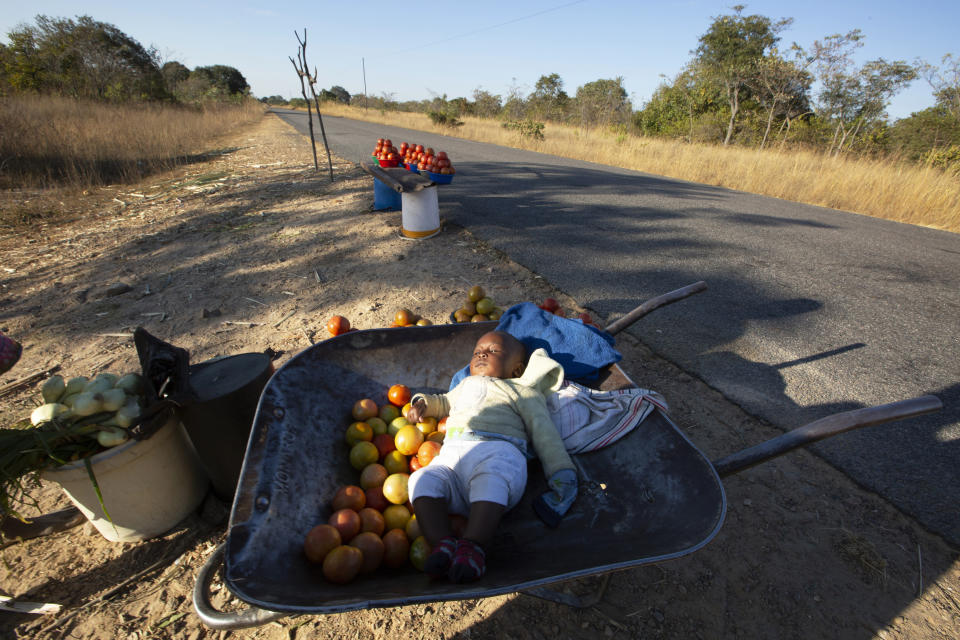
[178, 353, 273, 500]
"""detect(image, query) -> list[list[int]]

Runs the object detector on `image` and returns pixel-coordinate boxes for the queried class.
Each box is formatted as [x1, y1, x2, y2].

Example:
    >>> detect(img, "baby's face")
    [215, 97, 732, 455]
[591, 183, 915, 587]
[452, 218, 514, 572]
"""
[469, 332, 526, 379]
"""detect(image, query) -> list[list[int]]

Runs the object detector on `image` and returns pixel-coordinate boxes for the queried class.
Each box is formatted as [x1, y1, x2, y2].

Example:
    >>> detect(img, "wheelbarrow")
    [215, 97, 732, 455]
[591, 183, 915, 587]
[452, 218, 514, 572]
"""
[193, 282, 942, 629]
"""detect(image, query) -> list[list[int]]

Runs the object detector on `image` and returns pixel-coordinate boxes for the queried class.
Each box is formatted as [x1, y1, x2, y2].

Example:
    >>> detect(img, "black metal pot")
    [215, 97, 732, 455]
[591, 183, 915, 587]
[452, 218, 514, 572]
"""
[178, 353, 273, 500]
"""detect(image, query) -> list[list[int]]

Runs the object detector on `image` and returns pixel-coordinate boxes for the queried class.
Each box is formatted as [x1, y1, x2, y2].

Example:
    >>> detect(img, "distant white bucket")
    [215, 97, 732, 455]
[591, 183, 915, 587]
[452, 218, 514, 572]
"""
[400, 186, 440, 239]
[42, 414, 209, 542]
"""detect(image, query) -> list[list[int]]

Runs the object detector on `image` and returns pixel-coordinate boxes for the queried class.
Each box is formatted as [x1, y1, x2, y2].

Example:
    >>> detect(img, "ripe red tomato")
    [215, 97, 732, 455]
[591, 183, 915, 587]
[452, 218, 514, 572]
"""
[424, 147, 434, 156]
[541, 298, 559, 312]
[383, 139, 392, 147]
[437, 151, 448, 160]
[326, 315, 350, 336]
[415, 144, 424, 153]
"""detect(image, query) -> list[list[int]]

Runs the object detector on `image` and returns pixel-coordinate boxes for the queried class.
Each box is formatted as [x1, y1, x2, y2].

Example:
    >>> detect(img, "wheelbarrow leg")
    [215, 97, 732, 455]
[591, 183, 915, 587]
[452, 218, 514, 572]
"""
[521, 573, 611, 608]
[193, 543, 289, 630]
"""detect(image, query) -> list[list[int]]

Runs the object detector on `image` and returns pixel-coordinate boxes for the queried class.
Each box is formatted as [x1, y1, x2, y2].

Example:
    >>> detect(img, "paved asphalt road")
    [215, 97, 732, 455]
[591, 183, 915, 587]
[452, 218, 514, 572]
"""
[272, 109, 960, 545]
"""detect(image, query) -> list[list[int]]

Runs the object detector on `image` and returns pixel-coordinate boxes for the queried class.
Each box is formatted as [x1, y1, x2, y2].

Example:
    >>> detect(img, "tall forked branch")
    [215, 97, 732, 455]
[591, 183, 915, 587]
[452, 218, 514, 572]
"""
[289, 29, 334, 181]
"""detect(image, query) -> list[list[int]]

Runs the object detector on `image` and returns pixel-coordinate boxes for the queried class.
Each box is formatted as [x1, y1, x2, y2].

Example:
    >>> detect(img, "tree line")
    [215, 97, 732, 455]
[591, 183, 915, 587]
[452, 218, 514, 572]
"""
[273, 7, 958, 171]
[0, 15, 250, 105]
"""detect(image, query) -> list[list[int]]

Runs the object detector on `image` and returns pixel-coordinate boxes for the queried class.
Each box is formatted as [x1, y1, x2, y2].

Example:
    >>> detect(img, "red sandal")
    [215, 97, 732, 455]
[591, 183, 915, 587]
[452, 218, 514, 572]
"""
[449, 538, 486, 583]
[424, 536, 457, 578]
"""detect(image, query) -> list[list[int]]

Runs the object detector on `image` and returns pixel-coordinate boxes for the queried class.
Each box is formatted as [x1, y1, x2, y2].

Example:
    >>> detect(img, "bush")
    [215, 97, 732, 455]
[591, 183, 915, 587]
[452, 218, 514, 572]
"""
[922, 145, 960, 175]
[427, 111, 463, 128]
[502, 120, 545, 141]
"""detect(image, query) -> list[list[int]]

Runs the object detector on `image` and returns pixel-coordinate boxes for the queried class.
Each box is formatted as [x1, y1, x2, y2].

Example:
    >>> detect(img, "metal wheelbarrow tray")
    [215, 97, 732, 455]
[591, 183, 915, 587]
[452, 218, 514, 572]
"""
[195, 285, 941, 628]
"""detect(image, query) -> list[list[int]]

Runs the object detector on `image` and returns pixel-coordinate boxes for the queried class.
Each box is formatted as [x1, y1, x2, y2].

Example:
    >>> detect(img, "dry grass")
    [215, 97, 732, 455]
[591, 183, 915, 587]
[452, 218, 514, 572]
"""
[317, 103, 960, 233]
[0, 95, 265, 189]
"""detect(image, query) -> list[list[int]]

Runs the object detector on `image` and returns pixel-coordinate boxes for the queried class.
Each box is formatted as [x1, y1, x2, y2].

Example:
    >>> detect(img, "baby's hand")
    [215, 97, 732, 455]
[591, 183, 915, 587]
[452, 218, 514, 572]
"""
[406, 397, 427, 424]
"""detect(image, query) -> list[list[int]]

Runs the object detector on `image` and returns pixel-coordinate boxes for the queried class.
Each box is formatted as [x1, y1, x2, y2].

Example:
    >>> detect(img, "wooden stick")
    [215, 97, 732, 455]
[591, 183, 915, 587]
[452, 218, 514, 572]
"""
[713, 395, 942, 477]
[273, 310, 297, 328]
[0, 365, 61, 399]
[603, 281, 707, 336]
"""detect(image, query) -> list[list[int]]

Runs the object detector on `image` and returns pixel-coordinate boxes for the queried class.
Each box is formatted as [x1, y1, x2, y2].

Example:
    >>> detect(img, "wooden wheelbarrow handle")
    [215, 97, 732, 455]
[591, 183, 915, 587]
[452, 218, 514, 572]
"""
[712, 395, 943, 477]
[603, 281, 707, 336]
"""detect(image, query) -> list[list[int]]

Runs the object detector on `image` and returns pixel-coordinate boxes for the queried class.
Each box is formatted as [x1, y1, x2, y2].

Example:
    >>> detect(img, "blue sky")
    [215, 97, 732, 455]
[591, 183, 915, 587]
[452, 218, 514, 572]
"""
[0, 0, 956, 120]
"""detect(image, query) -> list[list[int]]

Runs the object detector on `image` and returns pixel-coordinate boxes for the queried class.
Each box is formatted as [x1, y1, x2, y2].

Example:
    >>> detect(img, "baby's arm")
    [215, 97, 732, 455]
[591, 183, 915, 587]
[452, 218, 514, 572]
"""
[407, 391, 451, 424]
[519, 393, 578, 528]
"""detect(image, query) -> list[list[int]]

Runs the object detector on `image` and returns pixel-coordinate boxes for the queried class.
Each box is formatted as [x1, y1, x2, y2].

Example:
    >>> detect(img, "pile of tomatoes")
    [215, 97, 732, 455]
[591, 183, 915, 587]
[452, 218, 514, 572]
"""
[373, 138, 401, 167]
[400, 142, 455, 176]
[303, 383, 457, 584]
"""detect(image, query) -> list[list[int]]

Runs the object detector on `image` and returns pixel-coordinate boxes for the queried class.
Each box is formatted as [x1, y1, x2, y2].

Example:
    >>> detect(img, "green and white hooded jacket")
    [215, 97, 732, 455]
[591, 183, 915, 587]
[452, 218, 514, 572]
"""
[411, 348, 574, 479]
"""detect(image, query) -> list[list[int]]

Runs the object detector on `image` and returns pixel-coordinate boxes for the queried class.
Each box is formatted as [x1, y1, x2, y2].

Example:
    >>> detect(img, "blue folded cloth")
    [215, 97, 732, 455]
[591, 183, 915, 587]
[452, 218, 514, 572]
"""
[449, 302, 622, 390]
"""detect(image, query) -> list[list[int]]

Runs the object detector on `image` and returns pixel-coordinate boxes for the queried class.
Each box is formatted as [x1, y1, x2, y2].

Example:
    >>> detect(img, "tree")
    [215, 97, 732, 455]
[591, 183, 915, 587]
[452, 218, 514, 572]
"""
[695, 6, 790, 144]
[161, 61, 189, 94]
[807, 29, 915, 155]
[528, 73, 568, 121]
[2, 15, 168, 101]
[502, 78, 527, 120]
[326, 85, 350, 103]
[471, 87, 502, 118]
[449, 97, 470, 115]
[917, 53, 960, 120]
[190, 65, 249, 95]
[635, 66, 718, 140]
[888, 104, 960, 161]
[749, 48, 812, 148]
[574, 77, 630, 127]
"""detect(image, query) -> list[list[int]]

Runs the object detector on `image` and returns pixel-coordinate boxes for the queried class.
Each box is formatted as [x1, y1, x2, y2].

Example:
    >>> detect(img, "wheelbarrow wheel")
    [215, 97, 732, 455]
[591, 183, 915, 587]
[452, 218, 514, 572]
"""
[193, 543, 289, 630]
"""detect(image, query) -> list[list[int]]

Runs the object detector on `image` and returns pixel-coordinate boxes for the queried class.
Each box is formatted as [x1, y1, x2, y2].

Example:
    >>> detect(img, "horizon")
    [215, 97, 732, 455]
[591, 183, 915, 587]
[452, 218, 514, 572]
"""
[1, 1, 956, 121]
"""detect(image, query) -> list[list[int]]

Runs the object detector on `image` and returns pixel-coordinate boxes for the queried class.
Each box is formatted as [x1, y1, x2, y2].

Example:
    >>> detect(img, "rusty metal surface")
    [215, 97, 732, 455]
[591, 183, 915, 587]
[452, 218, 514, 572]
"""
[224, 322, 725, 613]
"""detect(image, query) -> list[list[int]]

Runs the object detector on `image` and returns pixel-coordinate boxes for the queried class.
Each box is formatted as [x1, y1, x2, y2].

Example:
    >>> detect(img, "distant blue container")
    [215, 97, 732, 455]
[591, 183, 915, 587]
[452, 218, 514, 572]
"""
[421, 170, 454, 184]
[373, 178, 401, 211]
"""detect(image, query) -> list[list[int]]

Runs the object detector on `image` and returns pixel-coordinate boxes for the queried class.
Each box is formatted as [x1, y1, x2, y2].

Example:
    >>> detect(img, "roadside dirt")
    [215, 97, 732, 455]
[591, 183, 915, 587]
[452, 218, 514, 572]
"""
[0, 113, 957, 640]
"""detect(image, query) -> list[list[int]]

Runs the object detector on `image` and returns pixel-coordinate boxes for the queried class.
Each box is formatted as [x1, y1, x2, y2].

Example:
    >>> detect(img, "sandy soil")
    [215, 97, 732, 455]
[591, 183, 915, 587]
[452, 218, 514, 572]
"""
[0, 113, 957, 640]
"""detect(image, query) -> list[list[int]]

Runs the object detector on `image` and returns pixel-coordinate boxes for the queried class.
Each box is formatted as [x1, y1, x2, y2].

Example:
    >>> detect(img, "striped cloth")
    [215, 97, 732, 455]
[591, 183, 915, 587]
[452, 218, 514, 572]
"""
[546, 381, 668, 454]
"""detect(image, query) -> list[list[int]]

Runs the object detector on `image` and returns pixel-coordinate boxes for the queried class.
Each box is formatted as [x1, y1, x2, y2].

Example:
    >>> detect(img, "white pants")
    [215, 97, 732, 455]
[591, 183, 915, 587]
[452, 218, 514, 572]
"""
[408, 439, 528, 516]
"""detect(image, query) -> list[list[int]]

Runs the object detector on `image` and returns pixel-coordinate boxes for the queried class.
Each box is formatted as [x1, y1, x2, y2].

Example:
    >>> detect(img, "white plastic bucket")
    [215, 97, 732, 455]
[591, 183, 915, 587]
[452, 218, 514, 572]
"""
[400, 186, 440, 239]
[42, 414, 209, 542]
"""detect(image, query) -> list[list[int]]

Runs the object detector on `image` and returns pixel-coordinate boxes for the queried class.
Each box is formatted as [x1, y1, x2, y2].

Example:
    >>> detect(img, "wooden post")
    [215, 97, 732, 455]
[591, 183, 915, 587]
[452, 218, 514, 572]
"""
[288, 51, 318, 172]
[295, 29, 334, 182]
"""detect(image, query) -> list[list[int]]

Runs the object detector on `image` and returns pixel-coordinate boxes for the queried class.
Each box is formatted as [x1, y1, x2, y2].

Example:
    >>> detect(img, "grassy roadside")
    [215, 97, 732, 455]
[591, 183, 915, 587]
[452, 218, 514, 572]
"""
[312, 103, 960, 233]
[0, 95, 264, 190]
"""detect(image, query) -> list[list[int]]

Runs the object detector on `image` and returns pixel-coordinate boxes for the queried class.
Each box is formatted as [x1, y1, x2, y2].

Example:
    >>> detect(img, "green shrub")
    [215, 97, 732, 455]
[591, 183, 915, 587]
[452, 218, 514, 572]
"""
[427, 111, 463, 128]
[922, 145, 960, 175]
[502, 120, 545, 140]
